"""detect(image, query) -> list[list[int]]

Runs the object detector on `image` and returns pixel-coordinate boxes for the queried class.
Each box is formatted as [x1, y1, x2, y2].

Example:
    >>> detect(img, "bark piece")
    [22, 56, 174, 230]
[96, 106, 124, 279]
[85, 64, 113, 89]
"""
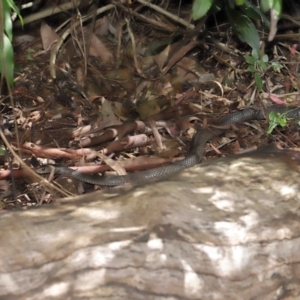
[0, 145, 300, 299]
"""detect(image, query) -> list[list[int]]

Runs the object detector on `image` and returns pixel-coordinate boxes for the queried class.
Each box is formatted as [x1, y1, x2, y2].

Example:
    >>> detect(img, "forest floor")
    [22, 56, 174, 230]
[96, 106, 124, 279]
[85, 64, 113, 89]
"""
[1, 2, 299, 208]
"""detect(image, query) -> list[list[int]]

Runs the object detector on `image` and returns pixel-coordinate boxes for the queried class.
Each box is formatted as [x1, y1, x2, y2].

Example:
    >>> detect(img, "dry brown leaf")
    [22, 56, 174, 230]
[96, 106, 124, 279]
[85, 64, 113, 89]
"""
[178, 116, 200, 131]
[176, 57, 197, 71]
[98, 153, 126, 175]
[101, 97, 123, 128]
[174, 57, 215, 83]
[89, 33, 113, 62]
[40, 22, 59, 50]
[141, 56, 155, 72]
[153, 44, 170, 71]
[136, 99, 161, 120]
[161, 41, 199, 77]
[106, 68, 136, 92]
[76, 66, 85, 87]
[94, 16, 111, 36]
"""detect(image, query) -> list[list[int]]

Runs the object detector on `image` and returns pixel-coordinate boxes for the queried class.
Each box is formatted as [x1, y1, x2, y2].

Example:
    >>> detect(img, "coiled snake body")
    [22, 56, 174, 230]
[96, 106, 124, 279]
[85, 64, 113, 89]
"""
[36, 106, 300, 186]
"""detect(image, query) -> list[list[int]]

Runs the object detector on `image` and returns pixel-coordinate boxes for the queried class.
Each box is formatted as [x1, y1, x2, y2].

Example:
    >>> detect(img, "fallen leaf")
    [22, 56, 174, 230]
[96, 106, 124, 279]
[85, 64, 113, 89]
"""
[40, 22, 59, 50]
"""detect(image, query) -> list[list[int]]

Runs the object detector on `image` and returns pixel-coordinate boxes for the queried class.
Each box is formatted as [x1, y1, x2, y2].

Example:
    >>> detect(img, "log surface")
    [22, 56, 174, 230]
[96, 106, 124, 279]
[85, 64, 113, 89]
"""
[1, 146, 300, 299]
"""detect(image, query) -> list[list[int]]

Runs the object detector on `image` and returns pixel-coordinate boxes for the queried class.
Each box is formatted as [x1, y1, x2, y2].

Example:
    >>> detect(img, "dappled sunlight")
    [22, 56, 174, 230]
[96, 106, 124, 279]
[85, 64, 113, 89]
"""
[196, 244, 251, 278]
[180, 259, 204, 297]
[43, 282, 71, 297]
[208, 190, 239, 212]
[214, 221, 257, 244]
[72, 206, 120, 221]
[147, 236, 164, 251]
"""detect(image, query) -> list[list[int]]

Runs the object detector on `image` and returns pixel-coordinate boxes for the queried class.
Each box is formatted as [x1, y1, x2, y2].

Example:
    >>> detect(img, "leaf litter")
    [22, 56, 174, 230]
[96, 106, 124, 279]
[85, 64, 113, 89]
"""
[1, 1, 300, 207]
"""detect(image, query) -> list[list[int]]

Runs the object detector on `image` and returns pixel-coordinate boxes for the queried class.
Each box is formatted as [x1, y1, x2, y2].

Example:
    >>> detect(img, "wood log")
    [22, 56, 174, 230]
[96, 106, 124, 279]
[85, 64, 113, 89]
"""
[1, 144, 300, 299]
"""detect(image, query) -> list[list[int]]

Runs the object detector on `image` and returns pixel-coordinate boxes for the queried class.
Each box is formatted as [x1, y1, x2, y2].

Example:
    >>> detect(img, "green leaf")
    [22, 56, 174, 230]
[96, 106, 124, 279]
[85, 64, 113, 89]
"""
[251, 49, 259, 60]
[235, 0, 244, 5]
[247, 65, 256, 73]
[192, 0, 214, 20]
[279, 117, 287, 126]
[261, 0, 282, 15]
[262, 54, 269, 63]
[260, 0, 271, 12]
[272, 0, 282, 16]
[226, 8, 261, 53]
[254, 72, 263, 91]
[262, 62, 268, 71]
[2, 0, 12, 41]
[239, 5, 260, 21]
[244, 55, 255, 64]
[6, 0, 23, 26]
[240, 0, 270, 27]
[0, 0, 21, 86]
[268, 111, 287, 134]
[271, 62, 283, 72]
[267, 122, 276, 134]
[0, 147, 5, 156]
[228, 0, 237, 9]
[207, 0, 223, 14]
[0, 35, 15, 86]
[257, 60, 267, 71]
[26, 48, 35, 61]
[234, 13, 260, 53]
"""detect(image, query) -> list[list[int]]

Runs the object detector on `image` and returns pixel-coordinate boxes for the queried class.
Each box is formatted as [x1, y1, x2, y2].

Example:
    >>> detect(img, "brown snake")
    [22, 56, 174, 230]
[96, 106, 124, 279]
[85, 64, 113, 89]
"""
[36, 105, 300, 186]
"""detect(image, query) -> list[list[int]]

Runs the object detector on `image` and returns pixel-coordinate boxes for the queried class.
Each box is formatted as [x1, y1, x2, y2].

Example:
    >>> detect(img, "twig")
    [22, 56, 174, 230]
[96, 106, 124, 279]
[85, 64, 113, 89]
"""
[15, 1, 82, 27]
[0, 129, 70, 197]
[126, 18, 145, 77]
[136, 0, 195, 29]
[112, 1, 178, 32]
[50, 4, 114, 79]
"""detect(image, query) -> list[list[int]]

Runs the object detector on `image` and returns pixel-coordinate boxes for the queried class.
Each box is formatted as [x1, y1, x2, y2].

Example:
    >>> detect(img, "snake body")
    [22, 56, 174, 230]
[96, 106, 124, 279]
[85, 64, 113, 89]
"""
[37, 106, 300, 186]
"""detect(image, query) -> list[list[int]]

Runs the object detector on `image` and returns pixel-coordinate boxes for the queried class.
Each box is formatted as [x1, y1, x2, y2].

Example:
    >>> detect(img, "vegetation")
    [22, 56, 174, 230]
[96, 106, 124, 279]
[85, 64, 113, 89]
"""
[192, 0, 281, 54]
[0, 0, 283, 88]
[0, 0, 22, 86]
[244, 50, 283, 91]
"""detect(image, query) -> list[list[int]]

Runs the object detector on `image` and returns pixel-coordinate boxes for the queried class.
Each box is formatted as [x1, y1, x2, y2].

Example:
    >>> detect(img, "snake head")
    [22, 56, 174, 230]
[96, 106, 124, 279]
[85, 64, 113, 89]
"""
[36, 165, 53, 174]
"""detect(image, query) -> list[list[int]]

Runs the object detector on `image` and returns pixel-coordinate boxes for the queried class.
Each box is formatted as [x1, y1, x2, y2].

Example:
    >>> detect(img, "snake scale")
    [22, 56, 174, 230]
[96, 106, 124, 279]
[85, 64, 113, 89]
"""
[36, 105, 300, 186]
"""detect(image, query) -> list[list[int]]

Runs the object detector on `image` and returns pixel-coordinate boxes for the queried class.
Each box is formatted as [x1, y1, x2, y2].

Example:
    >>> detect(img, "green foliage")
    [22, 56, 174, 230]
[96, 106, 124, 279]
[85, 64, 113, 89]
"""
[26, 48, 35, 61]
[192, 0, 215, 20]
[191, 0, 282, 53]
[239, 0, 270, 27]
[235, 0, 244, 5]
[267, 108, 300, 134]
[244, 49, 283, 91]
[0, 34, 14, 86]
[226, 5, 260, 53]
[261, 0, 282, 15]
[267, 111, 287, 134]
[0, 0, 23, 87]
[0, 147, 5, 156]
[245, 50, 268, 91]
[271, 61, 283, 72]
